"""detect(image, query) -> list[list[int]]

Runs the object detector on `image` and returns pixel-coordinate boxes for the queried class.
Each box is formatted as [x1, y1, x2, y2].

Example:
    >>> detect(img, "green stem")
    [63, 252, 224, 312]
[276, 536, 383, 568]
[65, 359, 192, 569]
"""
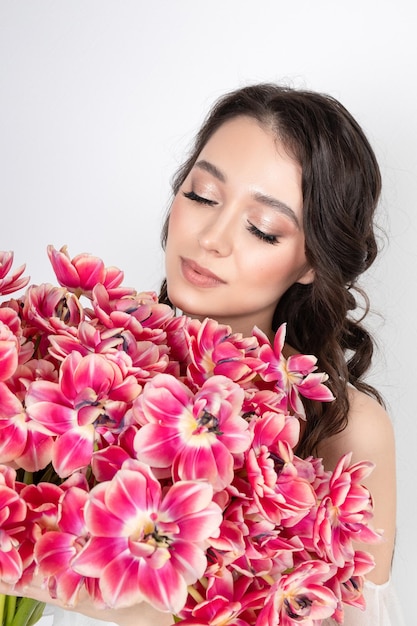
[0, 594, 5, 626]
[5, 596, 17, 626]
[23, 471, 33, 485]
[186, 585, 205, 604]
[9, 598, 45, 626]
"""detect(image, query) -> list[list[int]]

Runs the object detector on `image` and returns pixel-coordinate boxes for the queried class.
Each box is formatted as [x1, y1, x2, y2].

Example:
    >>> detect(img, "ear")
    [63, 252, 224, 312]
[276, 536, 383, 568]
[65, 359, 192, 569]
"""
[296, 266, 315, 285]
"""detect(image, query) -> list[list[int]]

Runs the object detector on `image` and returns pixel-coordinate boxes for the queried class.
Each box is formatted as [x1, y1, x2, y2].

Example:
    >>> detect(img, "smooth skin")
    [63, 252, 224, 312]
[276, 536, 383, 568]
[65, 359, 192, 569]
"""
[0, 117, 396, 623]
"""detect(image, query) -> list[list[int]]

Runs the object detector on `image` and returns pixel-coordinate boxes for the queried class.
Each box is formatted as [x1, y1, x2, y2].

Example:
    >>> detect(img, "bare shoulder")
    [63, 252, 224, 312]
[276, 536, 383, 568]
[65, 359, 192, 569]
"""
[347, 385, 393, 435]
[317, 387, 397, 584]
[317, 387, 395, 470]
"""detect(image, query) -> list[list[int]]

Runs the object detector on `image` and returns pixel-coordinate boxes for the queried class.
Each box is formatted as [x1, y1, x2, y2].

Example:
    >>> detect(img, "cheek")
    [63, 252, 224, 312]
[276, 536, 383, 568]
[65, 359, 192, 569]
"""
[246, 245, 308, 290]
[167, 201, 179, 231]
[165, 204, 182, 251]
[166, 200, 191, 242]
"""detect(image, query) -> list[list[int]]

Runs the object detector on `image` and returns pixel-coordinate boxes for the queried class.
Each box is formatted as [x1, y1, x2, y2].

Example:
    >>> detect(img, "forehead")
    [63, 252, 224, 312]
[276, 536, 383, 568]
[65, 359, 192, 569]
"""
[202, 115, 275, 150]
[195, 116, 303, 208]
[198, 115, 299, 170]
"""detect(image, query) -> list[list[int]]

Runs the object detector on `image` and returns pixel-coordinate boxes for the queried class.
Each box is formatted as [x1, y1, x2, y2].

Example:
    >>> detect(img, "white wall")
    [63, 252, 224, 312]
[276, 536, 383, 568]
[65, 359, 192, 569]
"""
[1, 1, 415, 622]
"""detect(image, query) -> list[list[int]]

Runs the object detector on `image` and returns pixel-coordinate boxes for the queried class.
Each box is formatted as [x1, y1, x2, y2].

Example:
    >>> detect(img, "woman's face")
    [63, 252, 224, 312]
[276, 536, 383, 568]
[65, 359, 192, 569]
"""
[165, 115, 313, 339]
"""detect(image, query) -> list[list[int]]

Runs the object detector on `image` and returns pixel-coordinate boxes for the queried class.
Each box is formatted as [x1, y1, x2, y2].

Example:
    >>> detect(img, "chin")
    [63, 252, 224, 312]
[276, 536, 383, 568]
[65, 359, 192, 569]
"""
[167, 293, 200, 318]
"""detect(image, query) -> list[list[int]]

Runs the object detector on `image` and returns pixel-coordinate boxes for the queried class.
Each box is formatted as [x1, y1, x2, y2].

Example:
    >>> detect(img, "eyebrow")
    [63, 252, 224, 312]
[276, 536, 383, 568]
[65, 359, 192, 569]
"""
[195, 159, 226, 182]
[194, 158, 301, 228]
[252, 191, 300, 228]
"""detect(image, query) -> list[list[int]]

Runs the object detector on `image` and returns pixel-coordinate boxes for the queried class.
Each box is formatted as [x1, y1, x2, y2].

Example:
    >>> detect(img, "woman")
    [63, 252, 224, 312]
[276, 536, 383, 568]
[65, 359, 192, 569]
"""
[4, 84, 402, 625]
[159, 83, 399, 625]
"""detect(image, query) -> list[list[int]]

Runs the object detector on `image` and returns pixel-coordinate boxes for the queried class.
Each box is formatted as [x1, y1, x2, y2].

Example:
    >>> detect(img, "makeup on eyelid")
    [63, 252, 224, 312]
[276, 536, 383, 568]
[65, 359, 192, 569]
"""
[183, 187, 296, 240]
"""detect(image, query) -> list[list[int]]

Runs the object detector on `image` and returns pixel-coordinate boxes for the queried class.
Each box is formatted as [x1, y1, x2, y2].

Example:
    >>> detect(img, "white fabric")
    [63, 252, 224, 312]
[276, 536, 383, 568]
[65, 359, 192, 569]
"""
[322, 579, 406, 625]
[40, 606, 117, 625]
[39, 579, 405, 625]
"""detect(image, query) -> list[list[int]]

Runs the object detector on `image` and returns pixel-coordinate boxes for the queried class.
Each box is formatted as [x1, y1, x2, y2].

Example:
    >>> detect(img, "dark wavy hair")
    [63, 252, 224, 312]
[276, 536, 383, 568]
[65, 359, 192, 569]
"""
[159, 83, 383, 457]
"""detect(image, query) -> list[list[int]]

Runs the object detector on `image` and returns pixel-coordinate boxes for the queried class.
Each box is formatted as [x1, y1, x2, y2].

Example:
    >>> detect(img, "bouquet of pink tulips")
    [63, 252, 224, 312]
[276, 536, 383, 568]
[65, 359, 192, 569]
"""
[0, 246, 380, 626]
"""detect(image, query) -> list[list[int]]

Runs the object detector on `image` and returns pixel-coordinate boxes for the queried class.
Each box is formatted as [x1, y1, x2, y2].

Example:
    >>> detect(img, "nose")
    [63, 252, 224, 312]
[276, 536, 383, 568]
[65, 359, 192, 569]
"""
[198, 209, 234, 257]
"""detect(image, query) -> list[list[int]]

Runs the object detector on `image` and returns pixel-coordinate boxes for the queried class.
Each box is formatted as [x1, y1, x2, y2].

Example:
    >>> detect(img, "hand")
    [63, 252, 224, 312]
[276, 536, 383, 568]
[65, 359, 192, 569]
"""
[0, 577, 174, 626]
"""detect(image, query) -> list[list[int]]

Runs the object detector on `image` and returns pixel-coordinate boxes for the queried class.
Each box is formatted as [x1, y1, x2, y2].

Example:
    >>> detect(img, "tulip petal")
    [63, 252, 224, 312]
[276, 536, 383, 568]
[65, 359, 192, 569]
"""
[52, 426, 94, 476]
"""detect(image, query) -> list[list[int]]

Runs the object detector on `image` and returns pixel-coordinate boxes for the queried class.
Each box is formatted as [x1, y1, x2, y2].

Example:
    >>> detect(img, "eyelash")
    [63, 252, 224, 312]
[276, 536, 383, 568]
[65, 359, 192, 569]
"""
[183, 190, 279, 245]
[183, 190, 217, 206]
[247, 223, 279, 245]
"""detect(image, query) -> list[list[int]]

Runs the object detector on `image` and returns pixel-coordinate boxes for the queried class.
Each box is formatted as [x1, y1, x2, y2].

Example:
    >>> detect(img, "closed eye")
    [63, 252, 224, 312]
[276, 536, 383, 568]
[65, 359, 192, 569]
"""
[183, 190, 217, 206]
[247, 222, 279, 245]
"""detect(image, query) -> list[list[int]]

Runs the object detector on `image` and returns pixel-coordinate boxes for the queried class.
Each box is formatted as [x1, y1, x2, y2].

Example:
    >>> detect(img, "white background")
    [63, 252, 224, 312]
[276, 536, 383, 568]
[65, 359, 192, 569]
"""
[1, 1, 415, 622]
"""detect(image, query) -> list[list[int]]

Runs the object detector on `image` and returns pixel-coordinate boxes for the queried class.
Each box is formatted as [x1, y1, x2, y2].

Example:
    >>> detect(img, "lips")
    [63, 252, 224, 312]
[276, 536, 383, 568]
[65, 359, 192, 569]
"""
[180, 257, 226, 287]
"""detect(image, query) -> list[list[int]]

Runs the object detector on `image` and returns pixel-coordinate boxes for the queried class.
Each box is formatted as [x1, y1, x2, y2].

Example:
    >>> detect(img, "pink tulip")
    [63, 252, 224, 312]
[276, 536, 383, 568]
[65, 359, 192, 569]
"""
[185, 317, 265, 387]
[47, 245, 125, 296]
[25, 351, 142, 476]
[258, 560, 338, 625]
[0, 382, 29, 462]
[133, 373, 250, 491]
[0, 465, 27, 584]
[91, 284, 173, 341]
[0, 251, 29, 296]
[0, 246, 380, 620]
[22, 283, 83, 334]
[35, 486, 90, 606]
[246, 441, 317, 527]
[178, 567, 267, 625]
[71, 460, 222, 613]
[0, 320, 19, 381]
[254, 325, 335, 418]
[312, 454, 381, 568]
